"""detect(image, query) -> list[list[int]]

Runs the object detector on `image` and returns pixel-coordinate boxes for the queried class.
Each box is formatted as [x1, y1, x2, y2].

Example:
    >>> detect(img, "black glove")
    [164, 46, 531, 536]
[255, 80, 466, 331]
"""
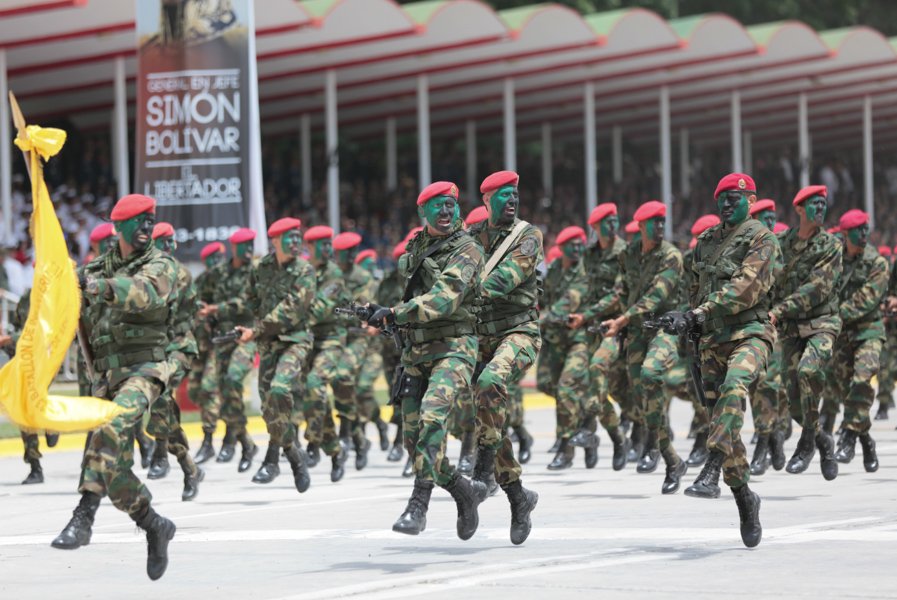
[367, 306, 395, 328]
[660, 311, 685, 335]
[683, 309, 705, 334]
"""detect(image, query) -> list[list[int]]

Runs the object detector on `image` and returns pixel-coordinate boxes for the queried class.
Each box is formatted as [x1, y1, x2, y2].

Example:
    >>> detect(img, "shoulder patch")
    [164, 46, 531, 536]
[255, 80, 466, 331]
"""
[520, 237, 538, 257]
[461, 263, 477, 284]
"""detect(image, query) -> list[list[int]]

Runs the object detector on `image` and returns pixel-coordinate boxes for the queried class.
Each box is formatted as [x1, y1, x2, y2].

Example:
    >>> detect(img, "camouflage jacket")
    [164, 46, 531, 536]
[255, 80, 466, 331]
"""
[690, 219, 779, 346]
[394, 226, 484, 367]
[541, 259, 589, 346]
[80, 244, 179, 389]
[310, 260, 350, 345]
[772, 227, 843, 338]
[581, 236, 627, 324]
[616, 239, 682, 328]
[212, 260, 255, 331]
[166, 260, 199, 362]
[248, 253, 317, 345]
[836, 244, 888, 342]
[469, 218, 543, 338]
[341, 263, 379, 343]
[193, 266, 221, 355]
[377, 268, 404, 307]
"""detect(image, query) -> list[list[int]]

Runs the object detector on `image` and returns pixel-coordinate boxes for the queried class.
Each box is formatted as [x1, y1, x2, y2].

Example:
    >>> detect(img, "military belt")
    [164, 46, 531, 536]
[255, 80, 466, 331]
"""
[407, 323, 475, 343]
[477, 309, 539, 335]
[704, 306, 769, 332]
[795, 304, 834, 320]
[94, 347, 167, 371]
[171, 322, 192, 336]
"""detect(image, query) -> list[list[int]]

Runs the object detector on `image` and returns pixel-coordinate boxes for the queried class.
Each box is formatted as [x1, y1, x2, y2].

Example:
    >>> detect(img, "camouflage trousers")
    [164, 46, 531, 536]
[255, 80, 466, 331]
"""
[79, 375, 164, 518]
[554, 340, 590, 441]
[357, 343, 384, 424]
[507, 380, 524, 428]
[586, 335, 628, 435]
[401, 355, 474, 486]
[146, 356, 198, 475]
[875, 326, 896, 409]
[536, 339, 562, 398]
[448, 386, 477, 439]
[259, 339, 311, 449]
[21, 431, 41, 462]
[666, 352, 708, 435]
[827, 334, 882, 434]
[474, 332, 540, 486]
[215, 341, 256, 433]
[781, 331, 835, 431]
[187, 350, 220, 435]
[382, 346, 402, 426]
[303, 341, 343, 457]
[701, 337, 769, 488]
[626, 331, 678, 454]
[748, 342, 783, 435]
[332, 334, 373, 423]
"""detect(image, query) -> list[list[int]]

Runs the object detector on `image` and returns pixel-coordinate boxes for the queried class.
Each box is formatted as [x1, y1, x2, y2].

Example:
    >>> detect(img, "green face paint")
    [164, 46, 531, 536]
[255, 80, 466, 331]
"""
[154, 236, 176, 254]
[312, 239, 332, 262]
[420, 195, 458, 235]
[644, 217, 665, 243]
[204, 253, 223, 269]
[97, 237, 113, 254]
[562, 239, 584, 262]
[280, 230, 303, 257]
[114, 212, 155, 251]
[235, 241, 253, 261]
[846, 225, 869, 248]
[756, 210, 777, 231]
[599, 215, 619, 239]
[359, 257, 376, 272]
[804, 195, 827, 225]
[488, 185, 519, 226]
[717, 191, 750, 225]
[631, 231, 642, 244]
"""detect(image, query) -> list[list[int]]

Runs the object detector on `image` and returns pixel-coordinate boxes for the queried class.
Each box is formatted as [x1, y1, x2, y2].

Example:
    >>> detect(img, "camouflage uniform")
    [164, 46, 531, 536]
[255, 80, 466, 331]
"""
[187, 264, 222, 436]
[377, 267, 406, 454]
[536, 260, 564, 402]
[878, 263, 897, 414]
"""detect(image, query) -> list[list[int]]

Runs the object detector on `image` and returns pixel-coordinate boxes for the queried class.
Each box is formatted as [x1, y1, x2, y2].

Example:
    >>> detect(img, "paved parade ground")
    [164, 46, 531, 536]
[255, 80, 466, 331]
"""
[1, 399, 896, 600]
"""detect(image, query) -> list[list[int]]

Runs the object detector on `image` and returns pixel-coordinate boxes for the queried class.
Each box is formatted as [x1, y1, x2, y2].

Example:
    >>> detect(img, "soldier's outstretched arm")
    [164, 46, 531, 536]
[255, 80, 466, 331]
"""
[623, 249, 682, 321]
[772, 239, 842, 319]
[841, 254, 889, 324]
[583, 272, 623, 322]
[482, 227, 543, 299]
[394, 245, 482, 324]
[99, 256, 179, 311]
[696, 230, 777, 318]
[260, 262, 317, 333]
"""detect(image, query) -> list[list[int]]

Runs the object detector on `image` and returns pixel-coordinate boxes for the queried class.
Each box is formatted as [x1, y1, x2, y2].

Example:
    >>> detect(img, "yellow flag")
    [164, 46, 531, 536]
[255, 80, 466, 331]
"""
[0, 125, 123, 432]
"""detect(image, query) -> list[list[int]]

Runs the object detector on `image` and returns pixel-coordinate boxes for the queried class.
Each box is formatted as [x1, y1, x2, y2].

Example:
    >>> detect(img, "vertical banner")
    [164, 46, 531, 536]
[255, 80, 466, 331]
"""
[135, 0, 266, 259]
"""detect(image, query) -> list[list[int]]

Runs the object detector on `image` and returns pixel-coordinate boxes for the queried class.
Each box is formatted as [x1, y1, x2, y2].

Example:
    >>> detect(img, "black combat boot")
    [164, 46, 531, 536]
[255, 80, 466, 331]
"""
[181, 465, 204, 502]
[471, 446, 499, 502]
[769, 429, 786, 471]
[457, 431, 476, 475]
[237, 431, 258, 473]
[135, 426, 154, 470]
[216, 426, 236, 463]
[502, 480, 538, 545]
[785, 426, 816, 474]
[749, 434, 770, 476]
[194, 431, 215, 464]
[134, 507, 176, 580]
[661, 448, 687, 495]
[627, 424, 645, 463]
[22, 459, 43, 484]
[687, 415, 699, 439]
[443, 472, 481, 541]
[285, 446, 311, 493]
[387, 442, 404, 462]
[330, 444, 348, 483]
[402, 455, 414, 477]
[392, 479, 433, 535]
[516, 426, 534, 464]
[252, 445, 281, 484]
[51, 492, 101, 549]
[819, 412, 836, 436]
[547, 438, 560, 454]
[338, 418, 352, 451]
[306, 443, 321, 467]
[686, 430, 709, 467]
[569, 423, 599, 448]
[584, 433, 599, 469]
[45, 432, 59, 447]
[637, 430, 660, 474]
[375, 417, 390, 451]
[873, 403, 889, 420]
[354, 429, 371, 471]
[732, 484, 762, 548]
[547, 438, 573, 470]
[859, 433, 879, 472]
[684, 450, 723, 499]
[815, 431, 838, 481]
[609, 427, 630, 471]
[835, 429, 857, 463]
[147, 439, 170, 480]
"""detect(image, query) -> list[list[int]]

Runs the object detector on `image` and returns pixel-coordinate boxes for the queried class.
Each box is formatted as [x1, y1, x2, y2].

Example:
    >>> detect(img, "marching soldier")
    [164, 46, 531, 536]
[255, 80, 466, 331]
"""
[380, 241, 409, 465]
[51, 194, 177, 580]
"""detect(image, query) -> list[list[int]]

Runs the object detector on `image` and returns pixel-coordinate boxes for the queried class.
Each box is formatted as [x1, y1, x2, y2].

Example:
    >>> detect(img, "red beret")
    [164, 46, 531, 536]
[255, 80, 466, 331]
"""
[556, 226, 587, 246]
[304, 225, 334, 242]
[588, 203, 618, 225]
[355, 249, 377, 264]
[403, 226, 423, 242]
[200, 242, 225, 260]
[89, 223, 115, 243]
[689, 237, 698, 249]
[465, 206, 488, 226]
[546, 245, 562, 264]
[793, 185, 827, 206]
[229, 228, 256, 244]
[480, 171, 519, 194]
[267, 217, 302, 238]
[839, 209, 868, 231]
[690, 214, 721, 236]
[392, 241, 408, 260]
[714, 173, 756, 199]
[773, 223, 789, 234]
[151, 222, 175, 240]
[417, 181, 459, 206]
[110, 194, 156, 221]
[333, 231, 363, 250]
[749, 199, 776, 215]
[624, 220, 640, 234]
[827, 226, 841, 235]
[633, 200, 666, 222]
[878, 245, 892, 257]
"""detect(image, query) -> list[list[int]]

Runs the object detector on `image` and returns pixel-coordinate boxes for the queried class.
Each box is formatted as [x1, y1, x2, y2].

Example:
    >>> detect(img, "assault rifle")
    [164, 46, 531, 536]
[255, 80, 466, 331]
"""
[644, 311, 708, 409]
[212, 329, 241, 345]
[335, 302, 403, 351]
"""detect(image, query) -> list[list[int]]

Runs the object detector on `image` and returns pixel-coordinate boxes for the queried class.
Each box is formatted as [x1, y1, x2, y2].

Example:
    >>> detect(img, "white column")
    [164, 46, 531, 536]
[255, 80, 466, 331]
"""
[660, 85, 672, 238]
[503, 77, 516, 172]
[325, 69, 340, 232]
[113, 55, 130, 197]
[612, 125, 622, 184]
[583, 82, 597, 216]
[417, 74, 431, 187]
[798, 92, 810, 188]
[863, 94, 875, 229]
[679, 128, 690, 197]
[465, 120, 477, 203]
[246, 4, 268, 253]
[300, 113, 312, 207]
[0, 50, 10, 244]
[743, 130, 753, 175]
[385, 116, 397, 192]
[730, 89, 742, 173]
[541, 122, 552, 195]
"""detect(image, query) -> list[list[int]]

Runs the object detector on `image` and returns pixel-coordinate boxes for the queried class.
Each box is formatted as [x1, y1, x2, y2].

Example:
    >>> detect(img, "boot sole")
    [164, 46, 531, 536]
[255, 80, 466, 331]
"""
[147, 522, 176, 581]
[51, 537, 90, 550]
[684, 487, 720, 499]
[511, 493, 539, 546]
